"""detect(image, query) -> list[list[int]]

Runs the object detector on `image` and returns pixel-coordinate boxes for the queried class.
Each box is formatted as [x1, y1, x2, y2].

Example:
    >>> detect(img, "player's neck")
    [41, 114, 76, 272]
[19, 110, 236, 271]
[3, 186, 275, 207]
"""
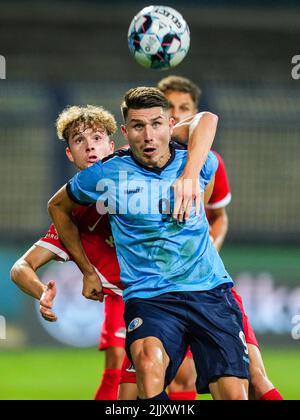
[156, 150, 171, 168]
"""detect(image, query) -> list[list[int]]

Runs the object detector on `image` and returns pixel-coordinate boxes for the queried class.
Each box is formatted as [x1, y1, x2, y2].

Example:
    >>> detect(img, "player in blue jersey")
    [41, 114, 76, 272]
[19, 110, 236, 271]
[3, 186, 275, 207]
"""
[48, 87, 250, 400]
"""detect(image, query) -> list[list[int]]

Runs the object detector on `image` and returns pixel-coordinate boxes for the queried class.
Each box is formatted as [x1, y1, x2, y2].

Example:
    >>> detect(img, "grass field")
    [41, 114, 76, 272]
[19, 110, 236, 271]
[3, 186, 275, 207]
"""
[0, 347, 299, 400]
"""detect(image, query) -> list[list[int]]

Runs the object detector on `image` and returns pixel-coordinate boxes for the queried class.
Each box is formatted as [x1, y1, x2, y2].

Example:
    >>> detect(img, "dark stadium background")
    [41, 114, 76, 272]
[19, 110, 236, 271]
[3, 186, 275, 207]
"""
[0, 0, 299, 399]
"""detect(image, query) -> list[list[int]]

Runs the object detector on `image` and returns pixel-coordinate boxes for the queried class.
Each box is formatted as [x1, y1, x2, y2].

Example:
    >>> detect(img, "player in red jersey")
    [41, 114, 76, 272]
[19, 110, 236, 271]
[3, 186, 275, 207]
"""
[157, 75, 282, 401]
[11, 105, 126, 400]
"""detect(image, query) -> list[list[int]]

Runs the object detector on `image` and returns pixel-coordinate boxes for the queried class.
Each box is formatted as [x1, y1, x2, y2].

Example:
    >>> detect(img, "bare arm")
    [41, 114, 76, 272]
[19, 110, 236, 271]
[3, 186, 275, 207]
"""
[172, 112, 219, 222]
[11, 245, 55, 299]
[11, 245, 58, 322]
[206, 206, 229, 252]
[48, 185, 104, 301]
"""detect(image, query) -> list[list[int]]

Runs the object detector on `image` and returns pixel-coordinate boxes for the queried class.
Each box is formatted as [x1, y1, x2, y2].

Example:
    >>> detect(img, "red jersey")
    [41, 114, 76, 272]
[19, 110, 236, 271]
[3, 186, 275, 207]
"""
[206, 151, 231, 211]
[35, 204, 123, 296]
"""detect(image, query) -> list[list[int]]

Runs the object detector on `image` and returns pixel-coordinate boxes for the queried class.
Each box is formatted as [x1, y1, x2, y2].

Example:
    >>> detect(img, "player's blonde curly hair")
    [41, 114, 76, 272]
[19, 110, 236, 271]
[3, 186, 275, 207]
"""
[56, 105, 117, 142]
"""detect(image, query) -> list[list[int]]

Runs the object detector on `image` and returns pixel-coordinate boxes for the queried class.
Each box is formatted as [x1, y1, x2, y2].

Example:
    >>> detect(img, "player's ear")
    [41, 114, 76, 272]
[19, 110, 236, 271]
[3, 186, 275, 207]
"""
[169, 116, 175, 134]
[109, 140, 115, 153]
[121, 125, 128, 141]
[65, 147, 75, 163]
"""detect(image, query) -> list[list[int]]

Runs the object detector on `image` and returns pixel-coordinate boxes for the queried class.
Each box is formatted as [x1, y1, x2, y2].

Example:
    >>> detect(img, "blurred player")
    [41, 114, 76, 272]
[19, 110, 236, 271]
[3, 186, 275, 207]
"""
[48, 87, 250, 400]
[11, 105, 126, 400]
[157, 75, 283, 401]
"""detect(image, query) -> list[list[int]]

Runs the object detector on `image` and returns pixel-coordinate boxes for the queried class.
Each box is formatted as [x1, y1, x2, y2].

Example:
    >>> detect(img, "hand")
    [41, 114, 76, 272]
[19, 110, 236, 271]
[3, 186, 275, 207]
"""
[40, 280, 58, 322]
[172, 174, 202, 223]
[82, 271, 104, 302]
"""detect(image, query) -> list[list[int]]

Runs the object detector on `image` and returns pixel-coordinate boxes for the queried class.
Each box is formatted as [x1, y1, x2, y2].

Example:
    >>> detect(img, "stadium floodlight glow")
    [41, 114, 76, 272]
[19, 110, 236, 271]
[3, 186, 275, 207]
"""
[0, 55, 6, 80]
[0, 316, 6, 340]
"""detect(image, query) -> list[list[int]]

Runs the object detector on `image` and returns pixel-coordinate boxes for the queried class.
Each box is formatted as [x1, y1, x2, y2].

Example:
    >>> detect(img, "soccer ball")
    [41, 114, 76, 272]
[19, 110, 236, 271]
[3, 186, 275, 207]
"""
[128, 5, 190, 70]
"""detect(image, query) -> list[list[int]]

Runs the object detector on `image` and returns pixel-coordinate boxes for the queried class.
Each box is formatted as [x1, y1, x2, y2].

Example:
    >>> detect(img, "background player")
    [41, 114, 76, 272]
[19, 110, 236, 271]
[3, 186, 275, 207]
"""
[157, 75, 283, 401]
[11, 105, 126, 400]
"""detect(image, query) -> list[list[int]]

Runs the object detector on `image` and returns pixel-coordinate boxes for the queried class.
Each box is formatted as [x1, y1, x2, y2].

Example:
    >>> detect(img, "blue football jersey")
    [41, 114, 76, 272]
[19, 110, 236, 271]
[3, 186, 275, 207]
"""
[67, 142, 233, 301]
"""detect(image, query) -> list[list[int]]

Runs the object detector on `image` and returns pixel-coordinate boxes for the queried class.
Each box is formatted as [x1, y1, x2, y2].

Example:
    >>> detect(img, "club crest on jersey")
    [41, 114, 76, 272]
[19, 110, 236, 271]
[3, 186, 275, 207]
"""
[128, 317, 143, 333]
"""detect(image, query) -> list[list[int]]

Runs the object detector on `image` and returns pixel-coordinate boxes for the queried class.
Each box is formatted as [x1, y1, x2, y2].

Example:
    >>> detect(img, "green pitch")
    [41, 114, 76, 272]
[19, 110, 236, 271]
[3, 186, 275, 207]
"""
[0, 348, 299, 400]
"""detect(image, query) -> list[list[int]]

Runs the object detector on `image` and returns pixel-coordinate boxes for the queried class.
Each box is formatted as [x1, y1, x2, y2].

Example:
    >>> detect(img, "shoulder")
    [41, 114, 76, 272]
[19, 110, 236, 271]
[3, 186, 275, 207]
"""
[212, 151, 226, 168]
[212, 150, 229, 179]
[170, 139, 187, 151]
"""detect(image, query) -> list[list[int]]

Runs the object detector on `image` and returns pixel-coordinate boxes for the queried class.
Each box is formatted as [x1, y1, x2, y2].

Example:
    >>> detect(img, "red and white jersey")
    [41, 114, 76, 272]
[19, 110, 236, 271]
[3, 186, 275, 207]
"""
[35, 204, 123, 296]
[206, 151, 231, 211]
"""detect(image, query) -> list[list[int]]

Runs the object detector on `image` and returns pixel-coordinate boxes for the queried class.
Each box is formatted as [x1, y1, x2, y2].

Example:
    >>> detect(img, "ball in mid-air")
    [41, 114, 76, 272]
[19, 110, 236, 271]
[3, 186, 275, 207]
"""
[128, 5, 190, 70]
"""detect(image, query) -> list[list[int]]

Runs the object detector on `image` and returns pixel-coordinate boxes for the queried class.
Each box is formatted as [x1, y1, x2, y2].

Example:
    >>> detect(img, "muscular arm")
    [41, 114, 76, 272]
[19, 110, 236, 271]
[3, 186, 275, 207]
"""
[11, 245, 59, 322]
[11, 245, 55, 299]
[48, 185, 104, 301]
[172, 112, 219, 222]
[206, 206, 229, 252]
[173, 112, 218, 178]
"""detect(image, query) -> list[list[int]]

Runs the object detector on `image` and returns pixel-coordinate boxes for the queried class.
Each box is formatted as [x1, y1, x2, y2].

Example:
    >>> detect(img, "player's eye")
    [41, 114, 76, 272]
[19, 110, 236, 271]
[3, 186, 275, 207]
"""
[153, 122, 161, 128]
[133, 124, 143, 129]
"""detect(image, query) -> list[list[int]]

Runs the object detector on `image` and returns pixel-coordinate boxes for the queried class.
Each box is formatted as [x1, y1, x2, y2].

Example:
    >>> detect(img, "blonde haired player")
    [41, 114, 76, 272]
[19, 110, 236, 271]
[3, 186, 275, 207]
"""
[11, 105, 127, 400]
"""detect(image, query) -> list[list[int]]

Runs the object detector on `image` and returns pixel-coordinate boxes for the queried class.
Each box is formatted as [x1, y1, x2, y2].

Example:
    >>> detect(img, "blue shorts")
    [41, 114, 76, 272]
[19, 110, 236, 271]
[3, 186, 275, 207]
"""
[124, 284, 250, 393]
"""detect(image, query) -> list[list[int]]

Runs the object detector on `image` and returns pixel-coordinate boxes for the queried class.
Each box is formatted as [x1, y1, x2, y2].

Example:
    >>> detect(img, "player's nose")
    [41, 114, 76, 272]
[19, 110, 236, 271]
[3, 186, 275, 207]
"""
[144, 125, 154, 142]
[86, 141, 95, 151]
[171, 111, 180, 124]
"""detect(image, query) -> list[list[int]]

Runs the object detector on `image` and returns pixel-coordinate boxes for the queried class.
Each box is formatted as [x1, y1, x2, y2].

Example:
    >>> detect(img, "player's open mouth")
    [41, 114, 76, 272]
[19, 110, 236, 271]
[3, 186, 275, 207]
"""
[143, 147, 156, 157]
[87, 155, 99, 163]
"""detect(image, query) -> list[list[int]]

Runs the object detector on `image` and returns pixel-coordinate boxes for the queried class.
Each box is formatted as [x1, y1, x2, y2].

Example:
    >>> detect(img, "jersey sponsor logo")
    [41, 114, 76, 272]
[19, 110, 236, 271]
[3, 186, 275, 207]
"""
[128, 317, 143, 333]
[88, 215, 104, 232]
[114, 327, 126, 339]
[125, 187, 144, 195]
[46, 233, 59, 241]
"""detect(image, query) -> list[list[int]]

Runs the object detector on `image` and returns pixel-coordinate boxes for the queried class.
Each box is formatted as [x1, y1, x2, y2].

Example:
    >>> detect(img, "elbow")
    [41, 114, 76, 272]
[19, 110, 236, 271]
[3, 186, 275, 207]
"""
[47, 196, 57, 217]
[10, 262, 20, 285]
[203, 112, 219, 127]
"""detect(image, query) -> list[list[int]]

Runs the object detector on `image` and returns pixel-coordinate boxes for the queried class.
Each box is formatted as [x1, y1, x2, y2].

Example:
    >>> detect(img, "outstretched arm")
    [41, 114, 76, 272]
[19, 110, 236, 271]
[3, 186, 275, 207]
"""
[48, 185, 104, 302]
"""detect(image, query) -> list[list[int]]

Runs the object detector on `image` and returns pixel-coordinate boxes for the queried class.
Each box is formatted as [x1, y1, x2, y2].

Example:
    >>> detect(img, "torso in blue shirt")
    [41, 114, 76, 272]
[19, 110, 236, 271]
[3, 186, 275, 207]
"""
[67, 142, 233, 301]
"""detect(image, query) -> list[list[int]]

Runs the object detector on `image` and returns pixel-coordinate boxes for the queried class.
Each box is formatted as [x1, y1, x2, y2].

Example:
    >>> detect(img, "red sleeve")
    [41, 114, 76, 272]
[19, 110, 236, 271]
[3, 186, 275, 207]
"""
[35, 224, 71, 262]
[206, 151, 232, 209]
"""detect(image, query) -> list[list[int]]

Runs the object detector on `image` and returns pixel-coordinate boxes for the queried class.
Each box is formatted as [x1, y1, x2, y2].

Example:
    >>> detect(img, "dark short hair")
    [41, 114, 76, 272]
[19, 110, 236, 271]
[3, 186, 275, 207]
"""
[157, 75, 202, 107]
[121, 87, 170, 122]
